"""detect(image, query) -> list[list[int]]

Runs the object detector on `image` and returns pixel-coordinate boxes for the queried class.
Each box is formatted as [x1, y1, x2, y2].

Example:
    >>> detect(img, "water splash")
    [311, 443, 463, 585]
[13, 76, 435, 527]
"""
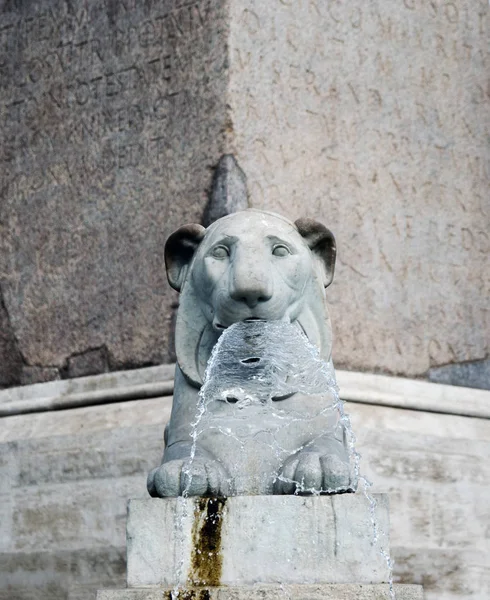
[201, 319, 339, 403]
[170, 319, 394, 595]
[171, 376, 209, 595]
[360, 475, 396, 599]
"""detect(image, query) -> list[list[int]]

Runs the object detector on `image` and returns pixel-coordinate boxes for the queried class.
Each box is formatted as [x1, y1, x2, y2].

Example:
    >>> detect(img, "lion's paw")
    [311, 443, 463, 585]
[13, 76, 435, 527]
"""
[147, 457, 231, 498]
[274, 451, 354, 495]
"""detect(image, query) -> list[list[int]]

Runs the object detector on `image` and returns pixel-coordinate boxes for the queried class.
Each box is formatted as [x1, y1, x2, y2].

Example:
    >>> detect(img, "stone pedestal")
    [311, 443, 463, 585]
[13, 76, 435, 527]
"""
[97, 495, 424, 599]
[97, 584, 423, 599]
[127, 495, 390, 587]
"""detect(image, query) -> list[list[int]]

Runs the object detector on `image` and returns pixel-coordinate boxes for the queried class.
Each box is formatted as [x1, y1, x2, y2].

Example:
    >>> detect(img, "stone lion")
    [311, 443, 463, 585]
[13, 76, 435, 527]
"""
[147, 209, 357, 497]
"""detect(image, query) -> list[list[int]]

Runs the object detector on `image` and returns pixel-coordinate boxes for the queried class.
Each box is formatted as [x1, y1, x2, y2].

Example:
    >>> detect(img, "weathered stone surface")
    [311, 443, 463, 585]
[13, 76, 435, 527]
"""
[2, 362, 489, 420]
[0, 0, 488, 388]
[0, 0, 228, 380]
[0, 364, 174, 408]
[66, 346, 110, 379]
[202, 154, 249, 227]
[336, 369, 490, 418]
[1, 375, 490, 600]
[0, 546, 126, 600]
[428, 357, 490, 390]
[394, 547, 490, 599]
[97, 584, 423, 600]
[20, 365, 61, 385]
[0, 291, 23, 387]
[10, 426, 162, 489]
[12, 477, 142, 552]
[127, 496, 390, 587]
[227, 0, 489, 379]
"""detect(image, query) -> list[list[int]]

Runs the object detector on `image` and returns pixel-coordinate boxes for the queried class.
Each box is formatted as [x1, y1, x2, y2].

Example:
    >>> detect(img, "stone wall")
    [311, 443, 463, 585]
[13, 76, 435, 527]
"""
[0, 0, 488, 388]
[226, 0, 489, 381]
[0, 0, 228, 385]
[1, 374, 489, 600]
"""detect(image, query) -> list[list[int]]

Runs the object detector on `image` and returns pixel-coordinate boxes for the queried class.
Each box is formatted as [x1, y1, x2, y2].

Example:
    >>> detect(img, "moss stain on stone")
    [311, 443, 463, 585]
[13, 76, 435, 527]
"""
[188, 497, 227, 587]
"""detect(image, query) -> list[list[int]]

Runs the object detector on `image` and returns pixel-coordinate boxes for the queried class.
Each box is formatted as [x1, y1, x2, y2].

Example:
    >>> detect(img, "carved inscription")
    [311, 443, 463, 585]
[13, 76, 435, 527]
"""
[0, 0, 227, 371]
[0, 0, 214, 198]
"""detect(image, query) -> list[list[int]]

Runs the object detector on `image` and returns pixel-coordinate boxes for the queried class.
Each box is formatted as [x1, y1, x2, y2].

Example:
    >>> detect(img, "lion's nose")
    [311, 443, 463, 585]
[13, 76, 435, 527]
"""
[229, 265, 273, 308]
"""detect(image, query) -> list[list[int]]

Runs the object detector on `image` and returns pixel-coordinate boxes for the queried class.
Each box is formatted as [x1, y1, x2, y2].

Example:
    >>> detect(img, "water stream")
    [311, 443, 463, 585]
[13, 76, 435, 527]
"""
[170, 320, 395, 597]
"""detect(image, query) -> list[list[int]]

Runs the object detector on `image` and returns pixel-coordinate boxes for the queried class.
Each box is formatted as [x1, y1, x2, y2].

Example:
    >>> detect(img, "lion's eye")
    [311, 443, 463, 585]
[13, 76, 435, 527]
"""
[272, 244, 290, 257]
[211, 245, 230, 259]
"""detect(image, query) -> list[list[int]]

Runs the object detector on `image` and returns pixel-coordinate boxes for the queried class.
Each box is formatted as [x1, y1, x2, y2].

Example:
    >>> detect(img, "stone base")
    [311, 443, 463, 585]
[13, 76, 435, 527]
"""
[97, 584, 424, 599]
[127, 495, 390, 587]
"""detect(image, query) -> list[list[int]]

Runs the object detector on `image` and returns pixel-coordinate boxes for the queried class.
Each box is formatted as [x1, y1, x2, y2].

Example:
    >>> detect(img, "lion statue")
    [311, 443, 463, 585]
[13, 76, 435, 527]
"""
[147, 208, 357, 497]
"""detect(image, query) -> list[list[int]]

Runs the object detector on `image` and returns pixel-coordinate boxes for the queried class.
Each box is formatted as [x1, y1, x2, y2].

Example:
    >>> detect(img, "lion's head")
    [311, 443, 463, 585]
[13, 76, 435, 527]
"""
[165, 209, 336, 387]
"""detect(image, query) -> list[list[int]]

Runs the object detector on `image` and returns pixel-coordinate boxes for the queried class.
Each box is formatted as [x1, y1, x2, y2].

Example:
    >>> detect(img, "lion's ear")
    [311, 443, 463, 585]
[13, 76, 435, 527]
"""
[295, 218, 336, 288]
[165, 224, 206, 292]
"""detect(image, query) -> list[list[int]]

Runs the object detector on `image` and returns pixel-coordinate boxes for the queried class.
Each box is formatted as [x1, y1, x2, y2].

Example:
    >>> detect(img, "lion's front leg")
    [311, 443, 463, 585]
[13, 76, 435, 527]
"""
[147, 442, 231, 498]
[274, 434, 356, 495]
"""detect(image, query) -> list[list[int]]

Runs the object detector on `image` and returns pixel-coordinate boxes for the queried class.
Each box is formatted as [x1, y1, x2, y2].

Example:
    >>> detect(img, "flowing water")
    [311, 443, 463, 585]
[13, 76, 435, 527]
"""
[170, 320, 395, 597]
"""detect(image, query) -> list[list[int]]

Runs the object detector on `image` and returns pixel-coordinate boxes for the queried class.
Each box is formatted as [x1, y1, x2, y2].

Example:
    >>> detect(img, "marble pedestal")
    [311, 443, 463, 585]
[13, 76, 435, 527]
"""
[97, 495, 423, 599]
[98, 584, 423, 599]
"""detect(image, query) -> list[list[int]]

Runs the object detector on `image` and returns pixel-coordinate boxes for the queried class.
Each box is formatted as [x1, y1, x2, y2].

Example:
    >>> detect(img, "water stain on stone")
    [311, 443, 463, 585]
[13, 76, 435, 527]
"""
[163, 590, 211, 600]
[188, 497, 226, 586]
